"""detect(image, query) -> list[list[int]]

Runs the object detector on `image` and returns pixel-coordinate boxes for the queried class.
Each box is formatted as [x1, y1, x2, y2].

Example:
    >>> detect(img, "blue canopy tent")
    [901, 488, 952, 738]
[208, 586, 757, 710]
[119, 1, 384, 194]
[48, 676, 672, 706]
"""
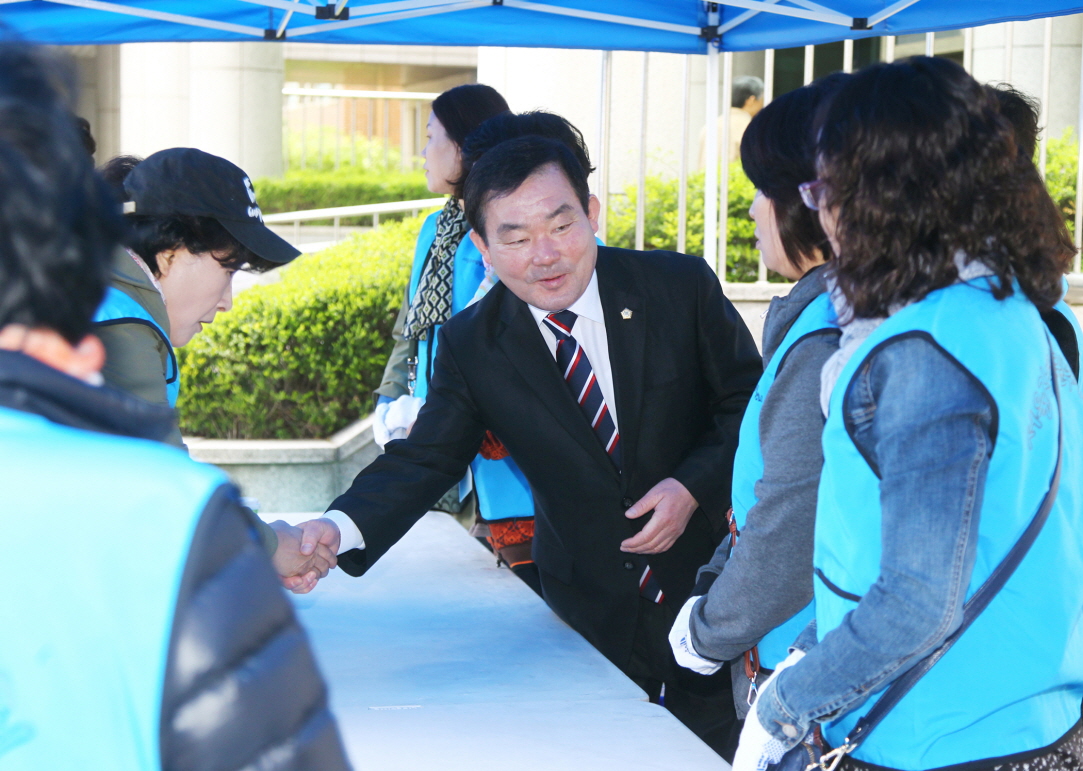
[0, 0, 1081, 52]
[2, 0, 1082, 270]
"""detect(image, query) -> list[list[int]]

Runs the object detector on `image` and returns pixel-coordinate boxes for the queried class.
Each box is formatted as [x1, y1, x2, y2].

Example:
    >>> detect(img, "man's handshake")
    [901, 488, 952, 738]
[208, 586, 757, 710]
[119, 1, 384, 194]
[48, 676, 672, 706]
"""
[269, 518, 342, 594]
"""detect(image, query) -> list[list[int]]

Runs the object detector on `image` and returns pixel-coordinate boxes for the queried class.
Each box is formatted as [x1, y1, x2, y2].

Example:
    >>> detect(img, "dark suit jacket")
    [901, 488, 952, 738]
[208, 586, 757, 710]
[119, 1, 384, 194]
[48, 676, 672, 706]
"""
[331, 246, 762, 668]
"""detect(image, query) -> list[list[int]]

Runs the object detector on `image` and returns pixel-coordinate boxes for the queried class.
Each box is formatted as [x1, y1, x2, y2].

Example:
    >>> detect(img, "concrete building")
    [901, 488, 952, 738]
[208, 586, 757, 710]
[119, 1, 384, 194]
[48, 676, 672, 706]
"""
[62, 16, 1083, 207]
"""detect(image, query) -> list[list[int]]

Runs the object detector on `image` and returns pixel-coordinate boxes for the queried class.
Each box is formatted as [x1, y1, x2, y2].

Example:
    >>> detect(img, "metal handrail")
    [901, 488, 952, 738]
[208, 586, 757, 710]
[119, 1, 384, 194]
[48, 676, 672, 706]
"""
[263, 197, 446, 244]
[262, 197, 446, 224]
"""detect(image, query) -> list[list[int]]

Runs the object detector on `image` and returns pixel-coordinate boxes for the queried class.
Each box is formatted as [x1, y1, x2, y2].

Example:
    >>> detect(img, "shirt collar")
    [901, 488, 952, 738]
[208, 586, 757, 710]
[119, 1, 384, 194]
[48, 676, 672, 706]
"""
[528, 269, 603, 327]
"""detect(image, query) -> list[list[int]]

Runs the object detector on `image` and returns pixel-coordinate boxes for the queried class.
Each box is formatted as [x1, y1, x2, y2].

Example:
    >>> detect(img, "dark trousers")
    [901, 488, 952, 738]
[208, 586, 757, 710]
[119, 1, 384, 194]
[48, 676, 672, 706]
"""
[624, 596, 741, 761]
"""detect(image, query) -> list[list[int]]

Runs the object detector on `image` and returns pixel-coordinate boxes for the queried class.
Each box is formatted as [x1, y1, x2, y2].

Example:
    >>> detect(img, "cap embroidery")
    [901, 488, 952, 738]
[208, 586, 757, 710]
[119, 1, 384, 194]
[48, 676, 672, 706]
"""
[243, 176, 263, 221]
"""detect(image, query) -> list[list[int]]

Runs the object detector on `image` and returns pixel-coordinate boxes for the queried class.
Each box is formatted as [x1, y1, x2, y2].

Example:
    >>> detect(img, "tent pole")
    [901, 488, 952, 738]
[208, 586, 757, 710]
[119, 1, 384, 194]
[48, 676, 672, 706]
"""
[963, 27, 974, 74]
[719, 50, 734, 283]
[925, 31, 934, 57]
[758, 48, 775, 281]
[843, 38, 853, 73]
[1076, 22, 1083, 270]
[704, 40, 720, 274]
[635, 52, 649, 252]
[678, 54, 690, 255]
[803, 45, 814, 85]
[596, 50, 612, 243]
[1040, 17, 1052, 179]
[885, 36, 896, 63]
[1005, 22, 1014, 82]
[301, 95, 308, 170]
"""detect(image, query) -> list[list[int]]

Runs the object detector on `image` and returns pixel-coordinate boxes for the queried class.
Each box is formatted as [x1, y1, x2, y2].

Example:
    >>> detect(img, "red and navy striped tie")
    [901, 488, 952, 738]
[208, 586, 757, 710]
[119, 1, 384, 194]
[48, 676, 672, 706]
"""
[543, 310, 664, 604]
[543, 310, 622, 469]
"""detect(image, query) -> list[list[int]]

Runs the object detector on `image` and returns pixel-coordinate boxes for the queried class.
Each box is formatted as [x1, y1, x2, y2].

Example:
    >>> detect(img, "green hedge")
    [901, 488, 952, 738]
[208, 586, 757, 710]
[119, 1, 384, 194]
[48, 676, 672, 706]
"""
[253, 168, 431, 220]
[176, 216, 418, 440]
[1044, 130, 1079, 241]
[607, 163, 775, 282]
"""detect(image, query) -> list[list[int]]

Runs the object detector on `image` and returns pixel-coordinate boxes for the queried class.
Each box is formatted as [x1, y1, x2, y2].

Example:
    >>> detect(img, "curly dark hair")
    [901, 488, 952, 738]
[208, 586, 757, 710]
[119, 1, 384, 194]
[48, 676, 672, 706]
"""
[0, 43, 123, 344]
[740, 72, 849, 272]
[816, 56, 1073, 318]
[988, 83, 1040, 161]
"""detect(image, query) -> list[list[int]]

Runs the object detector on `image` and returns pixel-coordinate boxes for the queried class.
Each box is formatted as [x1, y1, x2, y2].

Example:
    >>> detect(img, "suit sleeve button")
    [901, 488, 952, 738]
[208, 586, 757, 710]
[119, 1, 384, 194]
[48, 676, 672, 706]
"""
[623, 560, 636, 571]
[621, 497, 633, 508]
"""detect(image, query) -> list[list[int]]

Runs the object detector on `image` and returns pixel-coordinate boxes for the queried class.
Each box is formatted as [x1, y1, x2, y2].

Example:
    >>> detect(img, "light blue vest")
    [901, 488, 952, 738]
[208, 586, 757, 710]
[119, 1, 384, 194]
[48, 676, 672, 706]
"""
[729, 292, 835, 669]
[94, 286, 180, 407]
[409, 211, 534, 522]
[0, 405, 228, 769]
[816, 280, 1083, 769]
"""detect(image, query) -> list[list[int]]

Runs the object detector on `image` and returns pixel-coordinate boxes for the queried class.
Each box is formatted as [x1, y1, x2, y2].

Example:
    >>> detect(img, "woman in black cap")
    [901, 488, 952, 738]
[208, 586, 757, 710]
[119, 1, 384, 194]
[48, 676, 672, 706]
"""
[94, 149, 338, 593]
[95, 148, 299, 447]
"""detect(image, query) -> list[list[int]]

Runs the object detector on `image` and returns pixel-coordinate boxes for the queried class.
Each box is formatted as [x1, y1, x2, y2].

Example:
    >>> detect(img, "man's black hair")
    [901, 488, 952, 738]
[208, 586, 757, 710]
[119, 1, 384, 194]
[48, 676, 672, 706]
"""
[463, 135, 591, 242]
[458, 110, 594, 192]
[0, 43, 124, 344]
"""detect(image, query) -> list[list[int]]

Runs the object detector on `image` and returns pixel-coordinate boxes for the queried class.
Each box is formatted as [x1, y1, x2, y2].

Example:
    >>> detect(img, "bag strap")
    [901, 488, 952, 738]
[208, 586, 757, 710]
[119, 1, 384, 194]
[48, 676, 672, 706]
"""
[821, 343, 1065, 770]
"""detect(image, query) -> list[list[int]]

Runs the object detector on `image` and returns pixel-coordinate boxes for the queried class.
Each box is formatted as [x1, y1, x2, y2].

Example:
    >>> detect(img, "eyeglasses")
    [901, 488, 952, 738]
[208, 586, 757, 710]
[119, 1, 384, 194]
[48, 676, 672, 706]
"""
[798, 180, 828, 211]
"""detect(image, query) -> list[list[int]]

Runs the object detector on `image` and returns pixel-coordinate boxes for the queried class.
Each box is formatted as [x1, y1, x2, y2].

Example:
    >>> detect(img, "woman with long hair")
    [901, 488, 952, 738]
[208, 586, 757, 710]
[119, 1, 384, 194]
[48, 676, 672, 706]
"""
[733, 56, 1083, 771]
[370, 84, 544, 589]
[667, 74, 846, 731]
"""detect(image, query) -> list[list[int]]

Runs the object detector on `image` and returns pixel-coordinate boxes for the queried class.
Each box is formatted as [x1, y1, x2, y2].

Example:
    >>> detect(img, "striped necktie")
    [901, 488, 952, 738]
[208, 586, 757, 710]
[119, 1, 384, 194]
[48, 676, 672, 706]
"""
[542, 309, 664, 605]
[542, 310, 621, 469]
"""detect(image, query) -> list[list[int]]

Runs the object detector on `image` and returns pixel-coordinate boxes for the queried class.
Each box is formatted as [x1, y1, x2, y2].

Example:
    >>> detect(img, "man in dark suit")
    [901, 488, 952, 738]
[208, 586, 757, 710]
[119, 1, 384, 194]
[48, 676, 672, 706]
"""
[323, 135, 762, 756]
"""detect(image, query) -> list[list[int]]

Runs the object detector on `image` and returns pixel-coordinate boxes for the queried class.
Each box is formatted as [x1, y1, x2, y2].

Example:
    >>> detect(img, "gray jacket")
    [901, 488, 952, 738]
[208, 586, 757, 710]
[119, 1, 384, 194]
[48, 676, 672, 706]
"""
[688, 265, 838, 711]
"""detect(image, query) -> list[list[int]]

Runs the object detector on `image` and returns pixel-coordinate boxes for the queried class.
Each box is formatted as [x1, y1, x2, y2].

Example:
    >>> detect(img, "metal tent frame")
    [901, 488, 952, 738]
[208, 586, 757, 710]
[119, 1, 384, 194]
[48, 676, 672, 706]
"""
[4, 0, 1083, 274]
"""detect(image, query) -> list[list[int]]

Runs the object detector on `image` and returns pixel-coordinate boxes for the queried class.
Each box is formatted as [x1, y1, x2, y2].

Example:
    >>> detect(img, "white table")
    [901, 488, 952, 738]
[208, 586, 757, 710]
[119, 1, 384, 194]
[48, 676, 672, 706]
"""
[278, 512, 730, 770]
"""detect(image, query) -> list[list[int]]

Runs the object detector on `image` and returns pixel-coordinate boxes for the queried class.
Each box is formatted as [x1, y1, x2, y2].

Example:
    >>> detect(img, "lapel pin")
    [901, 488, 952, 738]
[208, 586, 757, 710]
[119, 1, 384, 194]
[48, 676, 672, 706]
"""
[620, 308, 633, 320]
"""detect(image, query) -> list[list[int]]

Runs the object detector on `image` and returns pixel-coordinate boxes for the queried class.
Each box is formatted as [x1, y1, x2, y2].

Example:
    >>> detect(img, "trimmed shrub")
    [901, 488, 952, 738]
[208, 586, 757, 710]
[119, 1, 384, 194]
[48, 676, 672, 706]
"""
[176, 216, 420, 439]
[253, 168, 431, 223]
[1045, 129, 1079, 241]
[606, 163, 772, 282]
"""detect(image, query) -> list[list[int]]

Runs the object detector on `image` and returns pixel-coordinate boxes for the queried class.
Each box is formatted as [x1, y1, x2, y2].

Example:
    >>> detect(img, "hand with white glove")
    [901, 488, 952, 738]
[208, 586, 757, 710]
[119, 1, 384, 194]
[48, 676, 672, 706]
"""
[373, 400, 393, 450]
[385, 394, 423, 442]
[731, 648, 807, 771]
[668, 595, 724, 675]
[374, 395, 424, 450]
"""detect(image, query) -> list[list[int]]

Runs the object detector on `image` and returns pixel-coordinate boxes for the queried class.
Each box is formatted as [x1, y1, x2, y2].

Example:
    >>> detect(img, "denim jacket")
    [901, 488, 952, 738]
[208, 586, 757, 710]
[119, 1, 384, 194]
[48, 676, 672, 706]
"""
[755, 334, 996, 746]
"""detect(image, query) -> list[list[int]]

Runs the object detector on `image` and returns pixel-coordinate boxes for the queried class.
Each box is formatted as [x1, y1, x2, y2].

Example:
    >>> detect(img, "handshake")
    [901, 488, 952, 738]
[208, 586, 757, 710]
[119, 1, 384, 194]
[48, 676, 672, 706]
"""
[268, 518, 342, 594]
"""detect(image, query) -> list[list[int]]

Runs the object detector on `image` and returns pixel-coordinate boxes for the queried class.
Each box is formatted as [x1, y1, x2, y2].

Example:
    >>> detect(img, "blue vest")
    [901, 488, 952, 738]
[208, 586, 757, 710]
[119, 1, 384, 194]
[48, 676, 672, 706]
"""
[816, 280, 1083, 769]
[409, 211, 534, 522]
[94, 286, 179, 407]
[0, 405, 228, 769]
[729, 292, 835, 669]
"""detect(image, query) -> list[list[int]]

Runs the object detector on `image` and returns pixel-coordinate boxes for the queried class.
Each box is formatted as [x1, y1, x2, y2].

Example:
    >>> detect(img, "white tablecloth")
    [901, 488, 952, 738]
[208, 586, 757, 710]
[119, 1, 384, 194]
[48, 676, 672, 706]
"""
[277, 511, 730, 770]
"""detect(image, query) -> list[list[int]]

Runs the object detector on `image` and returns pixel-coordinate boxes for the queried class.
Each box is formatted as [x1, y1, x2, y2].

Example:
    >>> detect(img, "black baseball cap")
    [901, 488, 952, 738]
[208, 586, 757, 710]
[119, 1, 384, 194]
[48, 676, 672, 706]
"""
[123, 148, 300, 264]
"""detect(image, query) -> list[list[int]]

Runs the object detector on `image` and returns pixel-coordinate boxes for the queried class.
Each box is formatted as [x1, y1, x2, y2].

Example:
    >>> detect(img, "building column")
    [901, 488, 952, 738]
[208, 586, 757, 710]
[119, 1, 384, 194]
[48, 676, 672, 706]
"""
[119, 41, 285, 179]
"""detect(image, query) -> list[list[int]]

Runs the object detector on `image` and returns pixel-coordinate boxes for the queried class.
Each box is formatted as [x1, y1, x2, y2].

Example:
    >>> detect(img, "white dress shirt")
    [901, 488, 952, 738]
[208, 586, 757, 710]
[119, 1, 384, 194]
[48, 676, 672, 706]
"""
[526, 269, 619, 432]
[326, 270, 615, 555]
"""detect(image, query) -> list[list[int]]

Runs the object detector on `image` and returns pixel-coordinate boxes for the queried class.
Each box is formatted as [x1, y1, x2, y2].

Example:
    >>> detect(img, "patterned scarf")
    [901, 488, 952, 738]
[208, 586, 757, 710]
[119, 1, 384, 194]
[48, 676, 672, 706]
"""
[402, 197, 469, 341]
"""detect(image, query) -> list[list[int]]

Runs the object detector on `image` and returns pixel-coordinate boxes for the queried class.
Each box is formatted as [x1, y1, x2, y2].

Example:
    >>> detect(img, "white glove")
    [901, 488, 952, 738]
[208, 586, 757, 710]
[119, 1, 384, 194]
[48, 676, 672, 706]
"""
[668, 595, 723, 675]
[373, 401, 392, 450]
[385, 395, 423, 441]
[732, 648, 807, 771]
